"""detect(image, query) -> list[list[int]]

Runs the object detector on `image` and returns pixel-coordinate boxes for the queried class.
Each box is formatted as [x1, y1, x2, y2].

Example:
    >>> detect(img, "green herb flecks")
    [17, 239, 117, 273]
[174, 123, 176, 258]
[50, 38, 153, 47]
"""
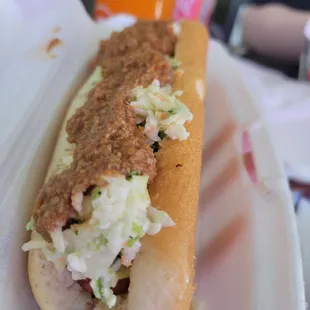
[26, 216, 35, 231]
[127, 236, 140, 247]
[91, 187, 102, 200]
[158, 131, 167, 140]
[92, 278, 103, 299]
[88, 234, 108, 251]
[168, 109, 177, 115]
[165, 56, 181, 70]
[126, 170, 139, 180]
[132, 222, 143, 236]
[127, 223, 144, 247]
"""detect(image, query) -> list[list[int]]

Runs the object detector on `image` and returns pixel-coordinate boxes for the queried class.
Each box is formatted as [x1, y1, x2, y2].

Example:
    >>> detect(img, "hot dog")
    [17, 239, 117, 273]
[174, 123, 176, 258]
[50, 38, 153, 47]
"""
[22, 20, 207, 310]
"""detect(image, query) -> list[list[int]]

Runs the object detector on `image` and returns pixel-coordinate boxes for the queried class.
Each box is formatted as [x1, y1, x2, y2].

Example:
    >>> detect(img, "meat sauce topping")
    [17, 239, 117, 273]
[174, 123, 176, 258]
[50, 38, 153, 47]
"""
[34, 21, 177, 240]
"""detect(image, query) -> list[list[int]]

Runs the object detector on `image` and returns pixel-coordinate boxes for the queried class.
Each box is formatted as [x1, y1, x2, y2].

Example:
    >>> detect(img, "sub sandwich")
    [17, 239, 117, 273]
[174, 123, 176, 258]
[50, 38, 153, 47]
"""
[22, 20, 207, 310]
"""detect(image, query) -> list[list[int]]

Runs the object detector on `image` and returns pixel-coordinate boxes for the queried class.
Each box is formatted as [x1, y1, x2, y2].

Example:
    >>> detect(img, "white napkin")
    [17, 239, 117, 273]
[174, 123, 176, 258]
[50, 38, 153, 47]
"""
[233, 54, 310, 183]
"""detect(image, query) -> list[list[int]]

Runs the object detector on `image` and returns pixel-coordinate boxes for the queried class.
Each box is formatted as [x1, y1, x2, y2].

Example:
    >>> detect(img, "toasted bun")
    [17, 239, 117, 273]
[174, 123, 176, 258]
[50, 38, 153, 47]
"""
[28, 249, 92, 310]
[128, 20, 207, 310]
[28, 20, 207, 310]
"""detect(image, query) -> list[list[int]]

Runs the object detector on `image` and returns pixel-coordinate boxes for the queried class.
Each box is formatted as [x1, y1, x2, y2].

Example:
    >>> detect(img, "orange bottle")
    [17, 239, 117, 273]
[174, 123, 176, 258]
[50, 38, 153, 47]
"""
[94, 0, 216, 23]
[95, 0, 176, 21]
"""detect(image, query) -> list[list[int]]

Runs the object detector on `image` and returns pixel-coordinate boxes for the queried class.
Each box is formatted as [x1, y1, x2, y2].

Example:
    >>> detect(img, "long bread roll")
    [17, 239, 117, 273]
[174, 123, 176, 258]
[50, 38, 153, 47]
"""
[23, 20, 207, 310]
[128, 21, 207, 310]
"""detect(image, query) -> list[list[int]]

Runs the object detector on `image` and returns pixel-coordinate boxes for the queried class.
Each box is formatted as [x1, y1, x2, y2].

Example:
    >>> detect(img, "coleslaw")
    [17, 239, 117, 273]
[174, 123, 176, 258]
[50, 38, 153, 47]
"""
[130, 79, 193, 142]
[22, 174, 175, 308]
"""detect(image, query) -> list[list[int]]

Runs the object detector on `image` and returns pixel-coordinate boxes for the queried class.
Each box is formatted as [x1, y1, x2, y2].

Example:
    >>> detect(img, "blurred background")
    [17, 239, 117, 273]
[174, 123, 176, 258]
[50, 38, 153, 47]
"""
[80, 0, 310, 79]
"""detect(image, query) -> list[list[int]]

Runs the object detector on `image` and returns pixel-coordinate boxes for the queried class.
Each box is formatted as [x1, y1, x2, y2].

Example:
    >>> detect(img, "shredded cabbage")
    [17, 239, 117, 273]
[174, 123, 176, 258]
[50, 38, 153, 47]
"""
[22, 230, 48, 251]
[130, 80, 193, 141]
[50, 227, 66, 253]
[26, 216, 35, 231]
[165, 56, 181, 69]
[91, 278, 117, 308]
[42, 246, 67, 271]
[22, 175, 175, 309]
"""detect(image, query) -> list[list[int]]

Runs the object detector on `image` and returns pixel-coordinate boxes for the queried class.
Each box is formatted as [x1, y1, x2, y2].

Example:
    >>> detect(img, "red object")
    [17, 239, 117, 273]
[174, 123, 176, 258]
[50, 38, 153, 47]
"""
[112, 278, 130, 295]
[242, 131, 257, 183]
[78, 279, 92, 293]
